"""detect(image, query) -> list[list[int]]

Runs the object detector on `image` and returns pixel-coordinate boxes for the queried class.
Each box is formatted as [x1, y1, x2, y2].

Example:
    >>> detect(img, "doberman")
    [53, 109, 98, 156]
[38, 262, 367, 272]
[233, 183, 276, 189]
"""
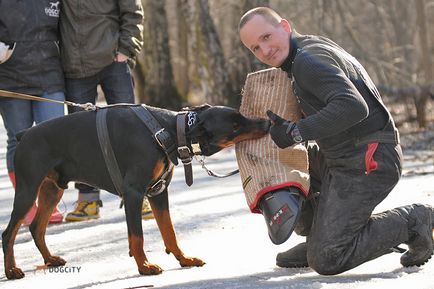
[2, 104, 270, 279]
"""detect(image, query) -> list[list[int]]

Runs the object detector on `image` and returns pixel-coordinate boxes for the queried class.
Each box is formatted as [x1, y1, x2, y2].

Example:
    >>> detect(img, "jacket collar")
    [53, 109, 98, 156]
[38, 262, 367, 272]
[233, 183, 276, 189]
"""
[279, 30, 301, 75]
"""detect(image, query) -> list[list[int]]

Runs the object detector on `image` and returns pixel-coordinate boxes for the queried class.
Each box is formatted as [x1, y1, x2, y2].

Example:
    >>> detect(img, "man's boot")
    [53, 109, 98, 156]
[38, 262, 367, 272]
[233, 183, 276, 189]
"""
[276, 242, 308, 268]
[400, 204, 433, 267]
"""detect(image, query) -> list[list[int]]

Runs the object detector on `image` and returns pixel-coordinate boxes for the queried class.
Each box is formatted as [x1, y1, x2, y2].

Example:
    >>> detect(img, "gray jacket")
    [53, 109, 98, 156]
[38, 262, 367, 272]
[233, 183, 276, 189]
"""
[59, 0, 144, 78]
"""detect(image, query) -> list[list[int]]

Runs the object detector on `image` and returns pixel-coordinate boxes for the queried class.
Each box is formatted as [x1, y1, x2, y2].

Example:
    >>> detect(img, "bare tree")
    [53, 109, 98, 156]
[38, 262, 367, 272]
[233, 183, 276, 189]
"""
[178, 0, 231, 105]
[135, 0, 182, 109]
[210, 0, 269, 107]
[414, 0, 433, 127]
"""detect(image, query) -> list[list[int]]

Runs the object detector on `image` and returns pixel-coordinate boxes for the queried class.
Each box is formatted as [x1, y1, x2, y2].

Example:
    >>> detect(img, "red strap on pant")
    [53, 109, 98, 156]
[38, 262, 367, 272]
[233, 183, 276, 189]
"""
[365, 143, 379, 175]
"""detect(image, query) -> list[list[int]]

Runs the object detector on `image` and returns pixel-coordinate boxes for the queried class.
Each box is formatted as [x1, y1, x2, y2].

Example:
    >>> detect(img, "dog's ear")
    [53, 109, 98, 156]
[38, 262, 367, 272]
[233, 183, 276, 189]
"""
[182, 103, 212, 112]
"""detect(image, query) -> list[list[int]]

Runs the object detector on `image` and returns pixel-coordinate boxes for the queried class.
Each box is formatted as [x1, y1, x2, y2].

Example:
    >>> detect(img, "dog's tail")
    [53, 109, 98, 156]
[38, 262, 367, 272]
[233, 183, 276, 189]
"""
[16, 129, 29, 142]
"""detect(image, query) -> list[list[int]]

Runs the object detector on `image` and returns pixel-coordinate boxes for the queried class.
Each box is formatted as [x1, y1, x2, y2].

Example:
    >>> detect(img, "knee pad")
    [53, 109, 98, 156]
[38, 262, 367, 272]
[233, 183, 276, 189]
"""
[259, 187, 304, 245]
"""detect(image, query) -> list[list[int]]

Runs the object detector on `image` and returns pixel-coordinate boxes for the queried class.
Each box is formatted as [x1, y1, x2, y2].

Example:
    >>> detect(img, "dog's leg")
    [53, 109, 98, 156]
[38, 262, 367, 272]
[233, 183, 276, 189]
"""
[123, 182, 163, 275]
[29, 174, 66, 267]
[149, 190, 205, 268]
[2, 219, 26, 279]
[2, 179, 39, 279]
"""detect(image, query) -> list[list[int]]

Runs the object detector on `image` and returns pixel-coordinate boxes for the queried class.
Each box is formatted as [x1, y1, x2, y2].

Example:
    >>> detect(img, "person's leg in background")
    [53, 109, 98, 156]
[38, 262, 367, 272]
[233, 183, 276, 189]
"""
[0, 95, 64, 225]
[99, 61, 154, 220]
[63, 76, 103, 222]
[0, 98, 33, 186]
[32, 91, 66, 223]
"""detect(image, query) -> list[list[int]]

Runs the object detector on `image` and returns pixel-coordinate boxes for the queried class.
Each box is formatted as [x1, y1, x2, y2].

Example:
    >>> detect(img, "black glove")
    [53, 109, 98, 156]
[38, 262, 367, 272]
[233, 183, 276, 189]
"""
[266, 110, 301, 149]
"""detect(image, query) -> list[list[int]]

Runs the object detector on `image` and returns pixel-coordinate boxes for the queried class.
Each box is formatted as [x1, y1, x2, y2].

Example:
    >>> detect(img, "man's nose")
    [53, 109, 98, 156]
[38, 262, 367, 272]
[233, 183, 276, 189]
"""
[260, 44, 271, 57]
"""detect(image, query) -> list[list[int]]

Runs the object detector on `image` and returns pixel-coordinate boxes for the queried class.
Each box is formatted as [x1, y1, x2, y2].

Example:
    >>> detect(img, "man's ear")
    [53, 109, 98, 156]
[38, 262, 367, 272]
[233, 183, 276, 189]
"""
[280, 19, 292, 33]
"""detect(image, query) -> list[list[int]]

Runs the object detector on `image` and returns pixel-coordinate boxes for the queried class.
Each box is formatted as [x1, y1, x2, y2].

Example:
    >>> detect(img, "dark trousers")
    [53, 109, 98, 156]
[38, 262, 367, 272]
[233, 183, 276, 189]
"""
[65, 61, 135, 197]
[296, 142, 407, 274]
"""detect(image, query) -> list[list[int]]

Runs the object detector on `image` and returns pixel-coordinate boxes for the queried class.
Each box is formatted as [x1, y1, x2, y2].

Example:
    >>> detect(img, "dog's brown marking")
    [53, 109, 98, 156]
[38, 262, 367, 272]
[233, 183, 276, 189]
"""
[4, 222, 25, 279]
[151, 207, 205, 268]
[151, 159, 165, 181]
[30, 172, 66, 267]
[218, 131, 267, 149]
[128, 234, 162, 275]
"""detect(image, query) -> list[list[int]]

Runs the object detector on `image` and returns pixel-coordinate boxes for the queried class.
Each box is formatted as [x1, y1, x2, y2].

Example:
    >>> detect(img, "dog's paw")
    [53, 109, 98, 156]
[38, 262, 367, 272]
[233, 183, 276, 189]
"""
[138, 263, 163, 275]
[5, 267, 25, 279]
[45, 255, 66, 267]
[179, 256, 205, 267]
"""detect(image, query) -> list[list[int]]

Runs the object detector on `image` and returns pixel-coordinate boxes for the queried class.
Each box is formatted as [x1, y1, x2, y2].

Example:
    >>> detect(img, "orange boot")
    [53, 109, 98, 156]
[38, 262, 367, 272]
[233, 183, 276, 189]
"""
[49, 207, 63, 224]
[9, 172, 63, 225]
[23, 203, 38, 226]
[8, 171, 15, 188]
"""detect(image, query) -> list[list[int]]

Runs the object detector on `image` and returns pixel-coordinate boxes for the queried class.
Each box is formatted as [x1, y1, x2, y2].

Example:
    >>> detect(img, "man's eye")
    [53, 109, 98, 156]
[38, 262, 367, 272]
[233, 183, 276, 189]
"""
[252, 46, 259, 53]
[264, 34, 270, 41]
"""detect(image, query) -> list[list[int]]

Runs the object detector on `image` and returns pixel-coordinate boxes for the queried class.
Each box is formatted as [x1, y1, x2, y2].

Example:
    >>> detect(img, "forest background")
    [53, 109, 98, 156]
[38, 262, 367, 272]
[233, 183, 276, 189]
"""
[133, 0, 434, 131]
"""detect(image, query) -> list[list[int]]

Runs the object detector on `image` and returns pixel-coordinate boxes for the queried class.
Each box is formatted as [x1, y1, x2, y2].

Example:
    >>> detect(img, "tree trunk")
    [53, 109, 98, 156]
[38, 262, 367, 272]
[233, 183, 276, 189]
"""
[210, 0, 269, 107]
[179, 0, 232, 105]
[414, 0, 432, 128]
[135, 0, 182, 110]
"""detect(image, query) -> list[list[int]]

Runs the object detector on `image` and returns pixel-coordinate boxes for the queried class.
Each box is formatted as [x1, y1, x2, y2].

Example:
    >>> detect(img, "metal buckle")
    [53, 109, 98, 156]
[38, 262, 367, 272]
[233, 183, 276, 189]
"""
[154, 128, 165, 148]
[147, 179, 166, 197]
[177, 146, 192, 165]
[191, 142, 202, 155]
[177, 146, 191, 157]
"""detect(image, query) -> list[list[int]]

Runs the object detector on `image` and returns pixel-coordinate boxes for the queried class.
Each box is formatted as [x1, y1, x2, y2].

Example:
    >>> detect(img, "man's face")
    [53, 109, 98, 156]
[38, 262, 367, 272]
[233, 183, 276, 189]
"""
[240, 15, 291, 67]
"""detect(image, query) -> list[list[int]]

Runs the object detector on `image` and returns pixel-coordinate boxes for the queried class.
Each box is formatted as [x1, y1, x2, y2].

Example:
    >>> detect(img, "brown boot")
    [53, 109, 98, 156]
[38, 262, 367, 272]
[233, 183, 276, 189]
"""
[276, 242, 308, 268]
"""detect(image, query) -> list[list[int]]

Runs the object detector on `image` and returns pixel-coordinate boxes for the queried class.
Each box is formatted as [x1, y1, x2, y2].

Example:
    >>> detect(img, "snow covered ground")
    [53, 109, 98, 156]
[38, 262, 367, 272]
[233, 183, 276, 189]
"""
[0, 127, 432, 289]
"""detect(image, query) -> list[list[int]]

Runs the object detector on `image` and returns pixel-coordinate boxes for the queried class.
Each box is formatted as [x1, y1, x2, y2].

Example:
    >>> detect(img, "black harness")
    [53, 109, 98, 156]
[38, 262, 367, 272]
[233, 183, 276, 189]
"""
[95, 104, 201, 199]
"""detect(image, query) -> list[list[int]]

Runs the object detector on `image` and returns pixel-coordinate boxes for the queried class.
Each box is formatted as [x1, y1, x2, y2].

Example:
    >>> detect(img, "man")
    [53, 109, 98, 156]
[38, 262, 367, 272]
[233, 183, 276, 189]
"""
[239, 7, 433, 275]
[0, 0, 65, 225]
[59, 0, 153, 221]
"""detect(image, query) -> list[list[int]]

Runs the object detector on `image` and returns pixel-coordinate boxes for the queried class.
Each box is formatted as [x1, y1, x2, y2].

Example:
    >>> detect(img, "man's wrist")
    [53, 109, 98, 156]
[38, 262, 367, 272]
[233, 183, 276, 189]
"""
[289, 124, 303, 143]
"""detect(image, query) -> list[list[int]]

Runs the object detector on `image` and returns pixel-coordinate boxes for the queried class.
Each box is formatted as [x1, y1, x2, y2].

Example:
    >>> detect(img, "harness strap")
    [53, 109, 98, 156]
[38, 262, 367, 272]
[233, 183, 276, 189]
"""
[96, 108, 124, 198]
[177, 112, 193, 186]
[130, 105, 178, 165]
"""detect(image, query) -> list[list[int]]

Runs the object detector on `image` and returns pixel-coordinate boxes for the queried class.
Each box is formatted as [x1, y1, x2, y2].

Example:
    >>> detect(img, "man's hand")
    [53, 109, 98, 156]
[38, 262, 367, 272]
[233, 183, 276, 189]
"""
[0, 42, 13, 64]
[114, 52, 128, 62]
[266, 110, 300, 149]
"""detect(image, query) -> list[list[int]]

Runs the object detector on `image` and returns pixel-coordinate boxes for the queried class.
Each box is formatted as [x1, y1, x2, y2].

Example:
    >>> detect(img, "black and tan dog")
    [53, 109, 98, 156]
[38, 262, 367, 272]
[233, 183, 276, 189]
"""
[2, 104, 270, 279]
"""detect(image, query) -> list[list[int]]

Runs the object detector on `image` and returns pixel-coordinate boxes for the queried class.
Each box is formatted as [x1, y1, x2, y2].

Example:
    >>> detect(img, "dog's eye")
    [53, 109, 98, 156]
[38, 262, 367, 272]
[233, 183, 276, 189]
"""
[233, 123, 241, 131]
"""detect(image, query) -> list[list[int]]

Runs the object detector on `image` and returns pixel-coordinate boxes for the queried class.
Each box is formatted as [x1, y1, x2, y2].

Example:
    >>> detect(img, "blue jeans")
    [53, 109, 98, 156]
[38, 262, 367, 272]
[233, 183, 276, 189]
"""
[66, 61, 135, 113]
[0, 91, 65, 172]
[65, 61, 135, 197]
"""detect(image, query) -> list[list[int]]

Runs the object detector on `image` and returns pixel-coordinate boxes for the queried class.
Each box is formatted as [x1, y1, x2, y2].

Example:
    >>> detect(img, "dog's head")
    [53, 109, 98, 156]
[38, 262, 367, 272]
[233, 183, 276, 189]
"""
[185, 104, 270, 156]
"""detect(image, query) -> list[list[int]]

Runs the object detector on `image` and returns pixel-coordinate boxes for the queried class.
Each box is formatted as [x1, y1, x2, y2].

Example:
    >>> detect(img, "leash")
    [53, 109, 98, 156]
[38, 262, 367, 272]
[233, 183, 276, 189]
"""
[0, 89, 98, 111]
[194, 155, 239, 178]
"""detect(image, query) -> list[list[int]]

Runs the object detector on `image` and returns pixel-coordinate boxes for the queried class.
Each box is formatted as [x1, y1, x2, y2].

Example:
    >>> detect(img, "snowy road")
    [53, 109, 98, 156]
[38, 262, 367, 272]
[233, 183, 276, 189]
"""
[0, 127, 432, 288]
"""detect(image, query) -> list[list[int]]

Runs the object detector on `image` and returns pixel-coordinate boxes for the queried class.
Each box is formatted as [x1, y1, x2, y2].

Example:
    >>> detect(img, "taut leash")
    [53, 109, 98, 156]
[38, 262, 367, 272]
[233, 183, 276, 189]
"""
[0, 89, 97, 111]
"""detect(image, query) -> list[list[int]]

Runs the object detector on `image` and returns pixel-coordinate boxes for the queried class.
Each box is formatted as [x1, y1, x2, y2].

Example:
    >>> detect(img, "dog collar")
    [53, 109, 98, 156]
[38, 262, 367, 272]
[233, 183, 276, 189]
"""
[185, 112, 202, 155]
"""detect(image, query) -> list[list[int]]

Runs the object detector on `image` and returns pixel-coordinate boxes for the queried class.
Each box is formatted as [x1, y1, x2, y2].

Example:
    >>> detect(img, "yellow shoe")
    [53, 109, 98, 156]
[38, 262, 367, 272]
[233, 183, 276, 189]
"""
[65, 201, 101, 222]
[142, 198, 154, 220]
